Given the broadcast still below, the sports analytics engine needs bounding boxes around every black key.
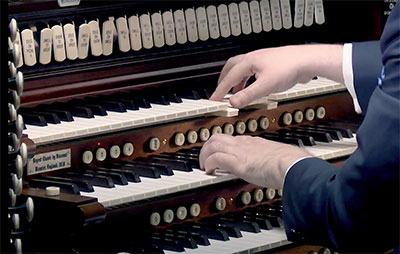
[230,212,273,230]
[140,156,193,172]
[20,113,47,126]
[247,210,283,228]
[148,236,184,252]
[324,119,360,133]
[97,167,141,182]
[279,128,332,143]
[85,97,127,112]
[69,99,108,116]
[212,217,261,233]
[130,96,152,108]
[162,89,182,103]
[173,223,229,241]
[297,126,343,140]
[112,91,152,109]
[111,98,139,110]
[42,109,74,122]
[28,178,80,195]
[112,163,161,179]
[20,108,62,124]
[179,89,201,100]
[260,132,304,147]
[40,175,94,192]
[198,221,242,238]
[60,172,115,188]
[275,131,316,146]
[155,153,200,169]
[128,161,174,176]
[165,229,210,246]
[51,103,94,118]
[83,169,128,185]
[308,124,353,138]
[153,232,197,249]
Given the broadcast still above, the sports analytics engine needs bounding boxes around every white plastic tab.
[116,16,131,52]
[304,0,315,26]
[162,11,176,46]
[151,12,165,48]
[13,32,24,67]
[21,29,37,66]
[294,0,305,28]
[77,23,90,59]
[217,4,231,38]
[39,28,52,65]
[174,9,187,44]
[88,20,103,56]
[128,15,142,51]
[314,0,325,24]
[280,0,293,29]
[229,3,242,36]
[63,23,78,60]
[206,5,220,39]
[140,14,154,49]
[239,1,252,34]
[196,7,209,41]
[185,8,199,42]
[249,1,262,33]
[270,0,283,30]
[102,20,114,56]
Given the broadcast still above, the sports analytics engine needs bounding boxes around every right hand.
[210,44,344,108]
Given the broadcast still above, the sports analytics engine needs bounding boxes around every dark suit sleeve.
[352,41,382,113]
[282,3,400,252]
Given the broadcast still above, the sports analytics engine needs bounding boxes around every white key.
[63,23,78,60]
[239,1,252,34]
[294,0,305,28]
[39,28,52,65]
[128,15,142,51]
[88,20,103,56]
[249,1,262,33]
[304,0,315,26]
[77,23,90,59]
[21,28,37,66]
[102,20,114,56]
[151,12,165,48]
[314,0,325,24]
[206,5,220,39]
[162,11,176,46]
[217,4,231,38]
[196,7,209,41]
[280,0,292,29]
[185,8,199,42]
[270,0,283,30]
[174,9,187,44]
[228,3,242,36]
[116,16,131,52]
[140,13,153,49]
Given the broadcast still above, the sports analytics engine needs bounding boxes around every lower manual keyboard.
[163,228,288,254]
[80,135,357,208]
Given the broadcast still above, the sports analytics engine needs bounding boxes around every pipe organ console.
[4,0,383,253]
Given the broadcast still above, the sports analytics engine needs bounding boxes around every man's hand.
[211,45,344,108]
[199,134,311,189]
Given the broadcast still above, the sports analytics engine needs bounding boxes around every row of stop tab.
[8,0,325,67]
[148,187,282,227]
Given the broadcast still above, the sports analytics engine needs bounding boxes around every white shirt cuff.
[283,156,313,184]
[342,43,362,114]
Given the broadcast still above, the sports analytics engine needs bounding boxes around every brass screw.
[162,139,167,145]
[228,197,234,205]
[271,118,276,123]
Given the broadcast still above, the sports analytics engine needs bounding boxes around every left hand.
[199,134,312,189]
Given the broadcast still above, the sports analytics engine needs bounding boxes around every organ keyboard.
[5,0,383,253]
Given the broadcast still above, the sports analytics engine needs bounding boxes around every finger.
[231,78,247,94]
[229,78,274,108]
[199,134,237,169]
[203,152,238,175]
[210,61,253,102]
[217,55,244,84]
